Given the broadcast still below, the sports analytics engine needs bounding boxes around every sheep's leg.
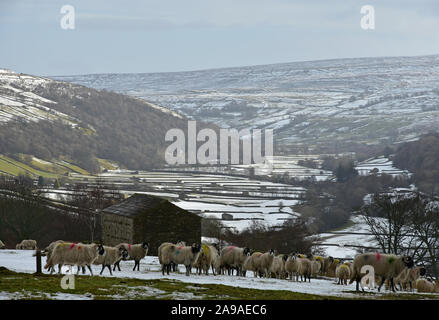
[377,276,385,292]
[390,278,396,293]
[87,265,93,276]
[185,265,190,276]
[107,265,113,276]
[133,261,137,271]
[100,264,105,275]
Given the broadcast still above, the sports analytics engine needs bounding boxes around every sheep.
[194,244,217,275]
[113,242,149,271]
[44,242,105,275]
[270,254,288,279]
[0,240,5,249]
[321,256,334,275]
[285,254,299,281]
[335,262,352,285]
[311,259,322,278]
[93,246,129,275]
[16,239,37,250]
[349,252,414,292]
[158,241,186,272]
[42,240,65,273]
[326,258,340,278]
[160,243,201,276]
[255,249,275,278]
[394,266,426,291]
[296,255,312,282]
[208,244,220,275]
[242,254,257,277]
[218,246,251,276]
[416,278,439,293]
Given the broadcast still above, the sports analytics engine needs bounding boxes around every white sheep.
[349,252,414,292]
[219,246,251,276]
[113,242,149,271]
[285,254,299,281]
[255,249,275,278]
[160,243,201,276]
[93,246,129,275]
[296,255,312,282]
[158,241,186,272]
[16,239,37,250]
[242,254,257,277]
[335,262,351,285]
[194,244,219,276]
[43,240,65,273]
[270,254,288,279]
[394,266,426,291]
[311,259,322,278]
[416,278,439,293]
[44,242,105,275]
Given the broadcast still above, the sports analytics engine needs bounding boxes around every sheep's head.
[269,249,275,256]
[402,256,414,268]
[142,242,149,250]
[191,243,201,254]
[419,266,426,277]
[97,244,105,256]
[282,254,288,262]
[120,247,129,260]
[243,247,251,256]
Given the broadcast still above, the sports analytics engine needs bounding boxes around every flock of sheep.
[4,239,439,294]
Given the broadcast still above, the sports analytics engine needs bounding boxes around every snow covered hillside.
[54,54,439,151]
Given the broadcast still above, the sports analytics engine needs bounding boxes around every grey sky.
[1,0,438,76]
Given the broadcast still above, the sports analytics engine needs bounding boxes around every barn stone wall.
[133,201,201,255]
[101,212,133,246]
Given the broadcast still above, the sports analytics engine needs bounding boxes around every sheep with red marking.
[113,242,149,271]
[44,242,105,275]
[349,252,414,292]
[219,246,250,276]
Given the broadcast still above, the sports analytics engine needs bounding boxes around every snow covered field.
[0,249,435,300]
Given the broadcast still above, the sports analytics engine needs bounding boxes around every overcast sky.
[1,0,439,76]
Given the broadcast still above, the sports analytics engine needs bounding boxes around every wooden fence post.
[36,250,42,274]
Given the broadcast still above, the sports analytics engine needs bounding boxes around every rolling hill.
[54,54,439,154]
[0,68,209,176]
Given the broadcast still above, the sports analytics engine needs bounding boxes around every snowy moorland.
[54,54,439,150]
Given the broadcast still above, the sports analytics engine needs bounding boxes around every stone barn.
[100,193,201,255]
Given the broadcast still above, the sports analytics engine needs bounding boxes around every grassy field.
[1,268,436,300]
[0,154,89,178]
[0,267,342,300]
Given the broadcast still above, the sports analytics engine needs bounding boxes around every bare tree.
[362,193,414,255]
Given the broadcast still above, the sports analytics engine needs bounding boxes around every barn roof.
[102,193,195,218]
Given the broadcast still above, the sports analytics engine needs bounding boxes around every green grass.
[0,154,90,178]
[1,268,436,300]
[0,155,58,178]
[0,267,344,300]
